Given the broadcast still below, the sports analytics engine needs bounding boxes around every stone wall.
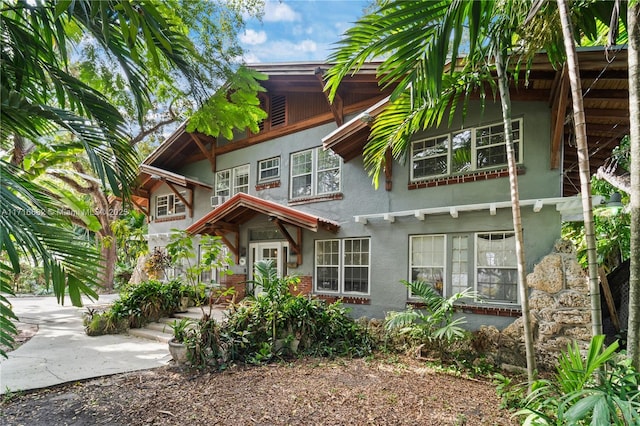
[474,240,592,370]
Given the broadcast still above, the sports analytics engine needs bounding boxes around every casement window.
[258,157,280,182]
[155,192,186,218]
[315,238,370,294]
[409,232,517,304]
[411,118,522,181]
[290,147,341,199]
[216,164,249,197]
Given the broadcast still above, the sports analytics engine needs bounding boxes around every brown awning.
[186,192,339,235]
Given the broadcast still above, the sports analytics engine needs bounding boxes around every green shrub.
[183,260,374,369]
[516,335,640,425]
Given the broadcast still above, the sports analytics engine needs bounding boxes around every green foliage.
[186,67,268,139]
[384,280,475,354]
[516,335,640,425]
[83,279,183,335]
[183,260,374,369]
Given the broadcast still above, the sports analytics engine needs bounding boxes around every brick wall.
[220,273,247,303]
[290,275,312,296]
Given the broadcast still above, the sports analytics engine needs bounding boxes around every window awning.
[186,193,340,235]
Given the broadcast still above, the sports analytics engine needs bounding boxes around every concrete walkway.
[0,295,170,395]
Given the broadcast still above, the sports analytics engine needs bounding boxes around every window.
[411,119,522,181]
[408,232,517,304]
[155,192,186,218]
[476,232,517,303]
[258,157,280,182]
[291,147,341,199]
[315,238,370,294]
[410,235,445,296]
[216,164,249,197]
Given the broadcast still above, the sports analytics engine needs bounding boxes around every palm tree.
[555,0,603,338]
[627,0,639,371]
[325,0,538,387]
[0,0,208,356]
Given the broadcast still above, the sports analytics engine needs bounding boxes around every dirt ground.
[1,323,519,426]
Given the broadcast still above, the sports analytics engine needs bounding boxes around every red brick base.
[220,274,247,303]
[290,275,312,296]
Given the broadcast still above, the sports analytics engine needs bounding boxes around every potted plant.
[167,318,193,365]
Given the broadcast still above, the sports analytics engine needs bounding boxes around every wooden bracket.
[273,219,302,266]
[191,134,217,172]
[315,67,343,126]
[131,197,149,217]
[384,148,393,191]
[213,229,240,263]
[165,181,193,216]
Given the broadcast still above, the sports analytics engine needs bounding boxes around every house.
[133,48,629,329]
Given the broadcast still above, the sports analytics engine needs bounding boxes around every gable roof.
[186,192,340,235]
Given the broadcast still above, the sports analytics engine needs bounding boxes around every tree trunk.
[626,0,640,370]
[495,48,536,390]
[100,234,117,292]
[557,0,603,337]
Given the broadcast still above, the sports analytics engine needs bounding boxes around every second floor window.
[156,192,186,218]
[411,118,522,181]
[216,164,249,197]
[258,157,280,182]
[290,147,341,199]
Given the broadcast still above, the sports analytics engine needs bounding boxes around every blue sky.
[240,0,371,63]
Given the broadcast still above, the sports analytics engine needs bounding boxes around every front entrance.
[249,241,288,293]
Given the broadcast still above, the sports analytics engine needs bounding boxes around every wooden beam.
[131,197,149,217]
[213,230,239,263]
[191,134,216,172]
[165,181,193,213]
[550,67,569,169]
[384,148,393,191]
[273,219,302,265]
[598,267,621,331]
[315,67,343,126]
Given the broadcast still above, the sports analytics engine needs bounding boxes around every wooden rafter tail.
[315,67,344,126]
[550,66,569,170]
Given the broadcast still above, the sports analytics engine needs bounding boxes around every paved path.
[0,295,170,395]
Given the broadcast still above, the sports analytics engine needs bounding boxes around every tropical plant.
[165,230,234,318]
[516,335,640,425]
[385,280,475,354]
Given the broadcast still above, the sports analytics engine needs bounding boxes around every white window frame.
[155,192,186,218]
[216,164,250,197]
[475,231,518,304]
[258,156,280,183]
[410,118,522,182]
[315,238,370,295]
[409,235,446,297]
[290,147,341,199]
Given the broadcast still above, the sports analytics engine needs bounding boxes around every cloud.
[240,29,267,45]
[263,1,300,22]
[295,40,317,53]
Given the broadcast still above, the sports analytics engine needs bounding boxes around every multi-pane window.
[408,232,517,304]
[411,119,522,181]
[155,192,186,218]
[291,147,341,199]
[409,235,445,296]
[315,238,370,294]
[216,164,249,197]
[258,157,280,182]
[476,232,517,303]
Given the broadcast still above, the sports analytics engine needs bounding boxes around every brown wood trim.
[550,66,569,169]
[191,134,216,172]
[315,67,344,126]
[384,148,393,191]
[214,229,239,262]
[165,181,192,213]
[273,219,302,266]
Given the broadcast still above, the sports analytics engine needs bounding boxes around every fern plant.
[384,280,476,352]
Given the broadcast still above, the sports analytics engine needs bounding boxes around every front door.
[249,242,287,293]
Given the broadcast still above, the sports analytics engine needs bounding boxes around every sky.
[239,0,371,63]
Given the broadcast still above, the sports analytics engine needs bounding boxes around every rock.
[557,290,590,308]
[529,291,556,310]
[527,254,564,293]
[129,254,150,285]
